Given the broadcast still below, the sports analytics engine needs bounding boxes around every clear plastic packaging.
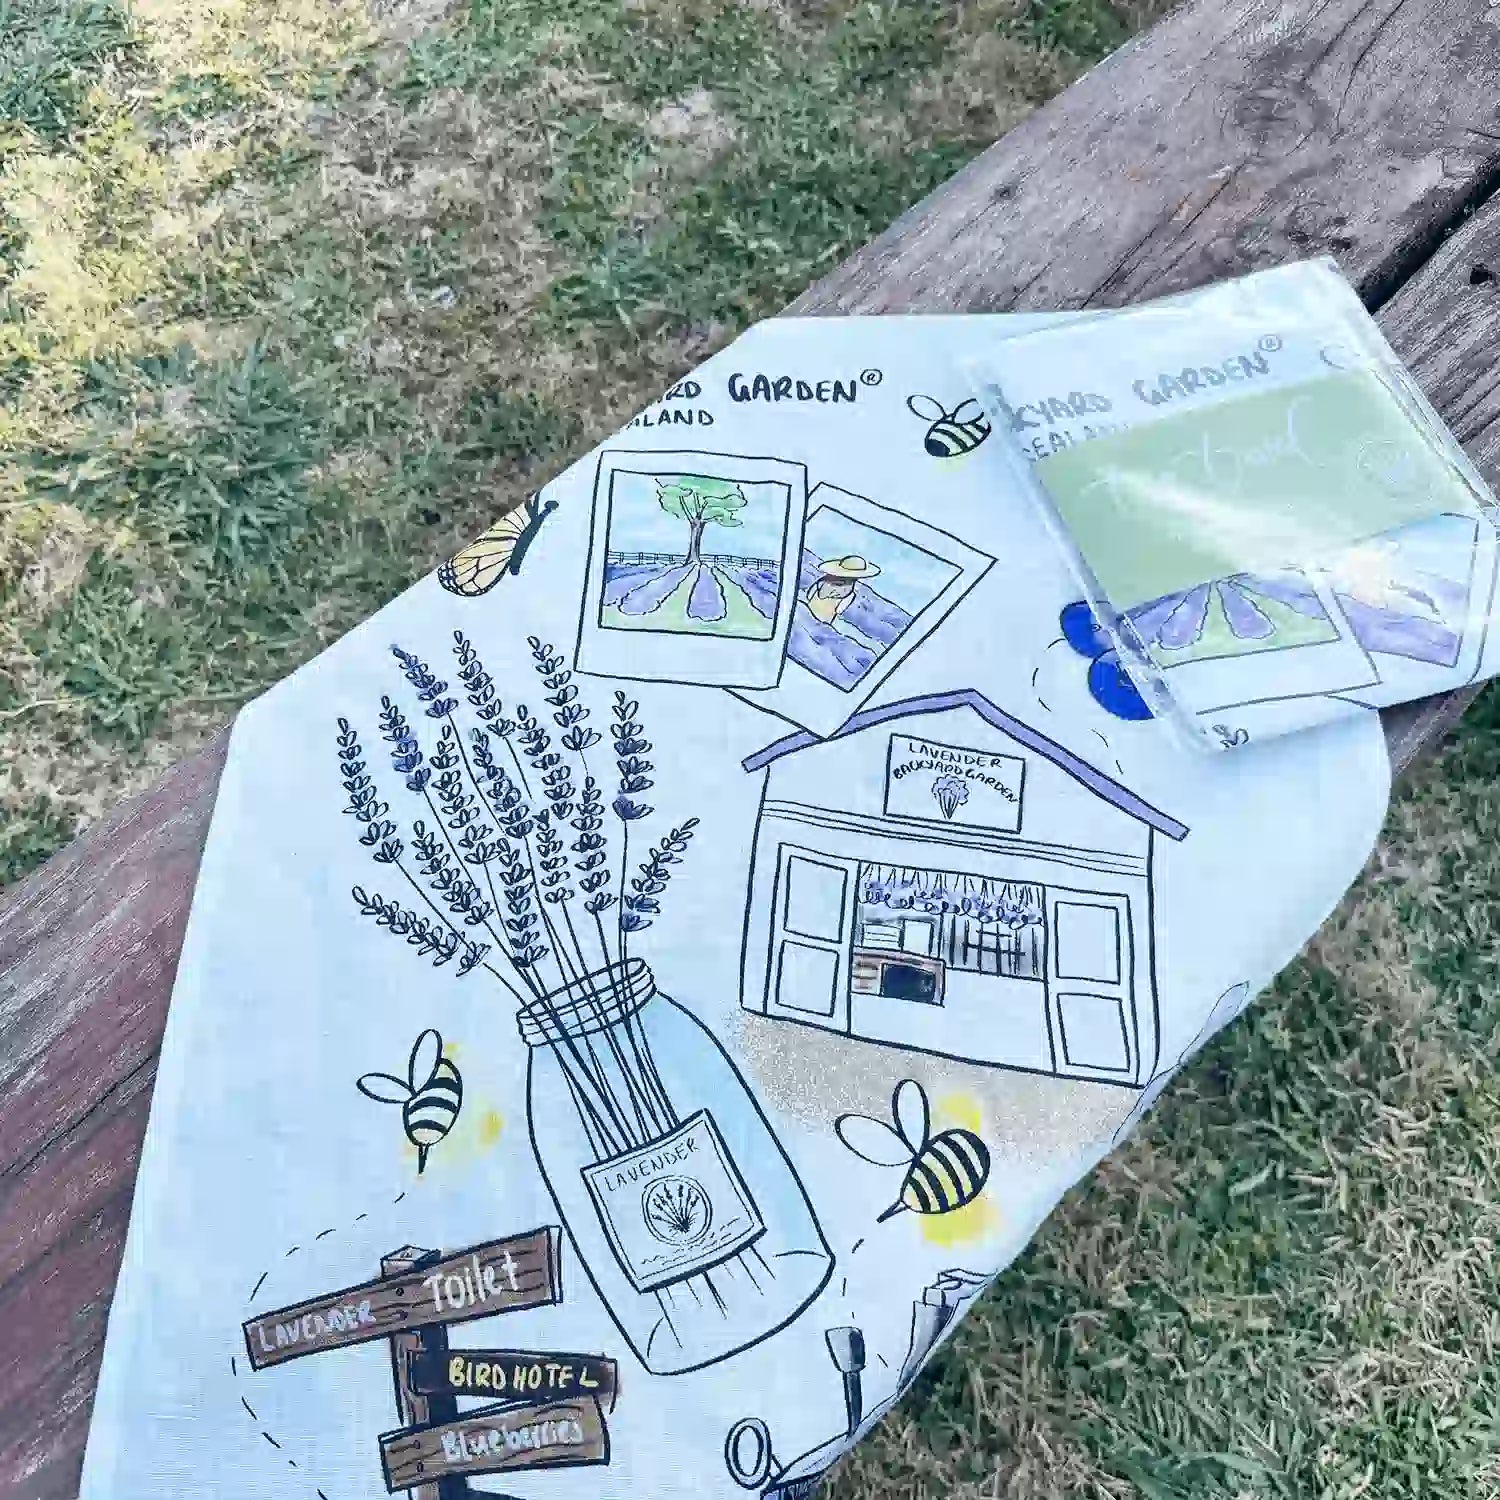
[963,258,1500,751]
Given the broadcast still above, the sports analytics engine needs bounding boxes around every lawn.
[6,0,1500,1495]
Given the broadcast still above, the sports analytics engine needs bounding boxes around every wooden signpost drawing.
[241,1226,620,1496]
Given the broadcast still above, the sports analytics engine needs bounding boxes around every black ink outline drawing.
[724,1323,867,1499]
[576,1105,767,1296]
[524,969,834,1376]
[738,689,1189,1088]
[356,1028,465,1174]
[734,485,995,738]
[724,1268,989,1497]
[882,731,1026,836]
[906,393,992,459]
[438,491,559,597]
[1111,567,1381,719]
[338,634,832,1378]
[1334,510,1500,706]
[786,504,960,692]
[575,449,809,689]
[835,1079,991,1221]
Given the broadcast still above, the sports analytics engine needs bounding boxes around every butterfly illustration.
[357,1029,464,1173]
[836,1079,991,1221]
[438,491,558,597]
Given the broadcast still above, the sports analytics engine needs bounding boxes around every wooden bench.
[3,0,1498,1492]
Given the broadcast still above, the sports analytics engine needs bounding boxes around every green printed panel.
[1036,370,1476,609]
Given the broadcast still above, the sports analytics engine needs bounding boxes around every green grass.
[12,0,1500,1496]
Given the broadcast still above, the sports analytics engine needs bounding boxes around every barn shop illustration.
[739,691,1190,1087]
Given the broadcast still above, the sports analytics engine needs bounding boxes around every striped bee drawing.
[356,1029,464,1173]
[836,1079,991,1222]
[905,393,993,459]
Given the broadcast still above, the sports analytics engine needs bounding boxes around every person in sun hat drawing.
[804,554,882,624]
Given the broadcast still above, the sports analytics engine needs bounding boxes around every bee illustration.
[836,1079,990,1221]
[356,1029,464,1173]
[905,393,992,459]
[438,491,558,597]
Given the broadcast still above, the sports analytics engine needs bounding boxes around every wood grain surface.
[3,0,1500,1494]
[789,0,1500,315]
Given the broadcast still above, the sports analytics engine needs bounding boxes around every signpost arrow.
[378,1394,610,1493]
[409,1349,618,1411]
[242,1227,562,1370]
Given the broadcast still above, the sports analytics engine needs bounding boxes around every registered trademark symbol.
[860,368,883,386]
[1258,334,1284,353]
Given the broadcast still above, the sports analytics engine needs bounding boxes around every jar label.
[581,1110,766,1293]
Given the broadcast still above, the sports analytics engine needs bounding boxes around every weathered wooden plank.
[3,2,1500,1495]
[791,0,1500,316]
[0,739,224,1498]
[1359,200,1500,768]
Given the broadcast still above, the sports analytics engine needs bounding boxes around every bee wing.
[906,393,947,422]
[408,1029,444,1091]
[356,1071,412,1104]
[835,1113,912,1167]
[950,397,987,424]
[893,1079,931,1151]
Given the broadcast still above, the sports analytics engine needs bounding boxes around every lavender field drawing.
[789,507,962,691]
[599,468,793,641]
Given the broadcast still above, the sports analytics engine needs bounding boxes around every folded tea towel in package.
[80,314,1390,1500]
[964,260,1500,752]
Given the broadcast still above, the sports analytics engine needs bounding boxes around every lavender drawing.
[338,633,697,1159]
[336,631,833,1374]
[930,774,970,821]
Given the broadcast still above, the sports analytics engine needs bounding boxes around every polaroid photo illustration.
[575,449,809,688]
[1122,567,1379,716]
[1328,512,1500,705]
[733,483,995,735]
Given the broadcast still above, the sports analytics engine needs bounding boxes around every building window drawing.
[739,691,1190,1088]
[852,865,1046,1006]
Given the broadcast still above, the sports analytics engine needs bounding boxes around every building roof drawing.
[742,688,1190,842]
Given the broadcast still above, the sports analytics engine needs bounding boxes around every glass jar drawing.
[518,958,834,1374]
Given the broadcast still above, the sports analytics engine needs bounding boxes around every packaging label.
[582,1110,765,1292]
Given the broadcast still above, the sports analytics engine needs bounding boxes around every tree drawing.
[657,475,747,565]
[601,470,778,638]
